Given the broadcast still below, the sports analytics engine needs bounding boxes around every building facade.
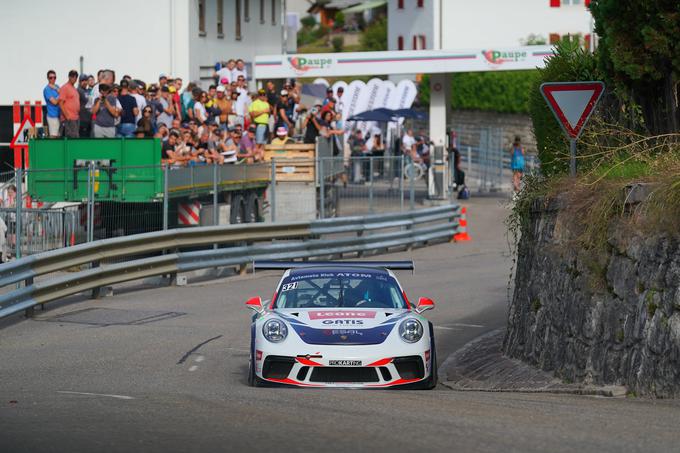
[0,0,287,106]
[388,0,593,52]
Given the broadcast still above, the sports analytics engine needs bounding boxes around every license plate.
[329,360,361,366]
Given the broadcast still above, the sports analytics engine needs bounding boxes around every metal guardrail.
[0,204,461,320]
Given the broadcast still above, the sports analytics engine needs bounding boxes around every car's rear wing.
[253,260,415,272]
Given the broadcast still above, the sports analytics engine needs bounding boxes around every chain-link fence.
[453,124,539,193]
[2,155,434,259]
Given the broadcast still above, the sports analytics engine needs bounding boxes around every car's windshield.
[274,270,407,309]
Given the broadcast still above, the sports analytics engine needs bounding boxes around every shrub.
[359,17,387,51]
[334,12,345,30]
[528,39,600,176]
[300,15,316,28]
[331,36,343,52]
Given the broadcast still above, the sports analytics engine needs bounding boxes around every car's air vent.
[262,355,295,380]
[310,367,379,383]
[393,356,425,380]
[379,367,392,381]
[290,312,299,317]
[297,366,310,381]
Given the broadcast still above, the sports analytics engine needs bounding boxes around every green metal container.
[28,138,163,202]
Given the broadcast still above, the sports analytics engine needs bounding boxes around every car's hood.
[274,309,411,345]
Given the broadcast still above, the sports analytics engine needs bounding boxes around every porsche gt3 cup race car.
[246,261,437,389]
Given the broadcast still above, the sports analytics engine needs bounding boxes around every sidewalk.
[439,328,627,397]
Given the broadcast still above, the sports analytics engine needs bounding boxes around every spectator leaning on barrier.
[92,84,121,138]
[43,70,61,137]
[271,125,295,146]
[249,89,269,161]
[58,70,80,138]
[77,74,92,137]
[238,125,257,163]
[157,86,175,129]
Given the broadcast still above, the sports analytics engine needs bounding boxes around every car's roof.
[288,266,390,276]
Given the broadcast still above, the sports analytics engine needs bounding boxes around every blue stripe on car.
[289,323,396,345]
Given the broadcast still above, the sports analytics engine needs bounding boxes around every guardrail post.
[409,165,415,211]
[369,156,374,213]
[212,162,219,226]
[270,158,276,222]
[15,168,22,260]
[90,260,101,299]
[399,156,404,212]
[163,164,169,230]
[87,161,95,243]
[319,157,325,219]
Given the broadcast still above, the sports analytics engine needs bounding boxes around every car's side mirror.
[415,297,435,314]
[245,296,264,314]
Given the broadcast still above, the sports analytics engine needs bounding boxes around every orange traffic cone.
[453,206,471,242]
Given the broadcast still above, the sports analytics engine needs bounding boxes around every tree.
[359,17,387,51]
[590,0,680,134]
[521,34,547,46]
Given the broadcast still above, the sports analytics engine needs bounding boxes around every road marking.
[195,355,205,363]
[57,391,134,400]
[189,365,198,372]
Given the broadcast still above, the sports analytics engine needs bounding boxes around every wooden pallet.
[264,144,316,182]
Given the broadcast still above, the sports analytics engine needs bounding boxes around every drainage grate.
[44,308,185,326]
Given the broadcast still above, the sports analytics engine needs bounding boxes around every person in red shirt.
[58,70,81,138]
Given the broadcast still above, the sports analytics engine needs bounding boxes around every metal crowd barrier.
[0,204,461,320]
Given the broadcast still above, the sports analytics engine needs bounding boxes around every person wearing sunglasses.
[43,70,61,137]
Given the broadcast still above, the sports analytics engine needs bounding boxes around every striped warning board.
[178,201,201,226]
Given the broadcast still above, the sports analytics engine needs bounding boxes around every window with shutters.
[272,0,276,25]
[236,0,242,40]
[260,0,265,24]
[419,35,426,49]
[217,0,224,37]
[245,0,250,22]
[198,0,206,35]
[398,0,404,9]
[417,0,424,7]
[398,36,404,50]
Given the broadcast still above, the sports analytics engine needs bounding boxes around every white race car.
[246,261,437,389]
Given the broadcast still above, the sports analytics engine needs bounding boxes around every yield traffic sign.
[9,116,35,148]
[540,81,604,139]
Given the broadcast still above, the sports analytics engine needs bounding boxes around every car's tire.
[244,192,262,223]
[248,348,265,387]
[408,322,438,390]
[230,194,245,224]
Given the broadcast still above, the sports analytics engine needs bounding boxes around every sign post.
[540,81,605,176]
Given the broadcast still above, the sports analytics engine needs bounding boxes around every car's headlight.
[262,319,288,343]
[399,318,423,343]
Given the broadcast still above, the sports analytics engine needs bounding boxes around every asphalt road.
[2,196,680,453]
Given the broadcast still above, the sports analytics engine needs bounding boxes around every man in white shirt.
[214,60,233,85]
[402,129,417,160]
[129,81,147,124]
[232,59,248,82]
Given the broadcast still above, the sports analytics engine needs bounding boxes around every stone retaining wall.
[503,194,680,397]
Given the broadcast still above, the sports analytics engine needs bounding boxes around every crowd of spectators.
[42,63,422,169]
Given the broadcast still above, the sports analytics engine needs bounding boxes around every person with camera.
[303,105,323,144]
[92,84,122,138]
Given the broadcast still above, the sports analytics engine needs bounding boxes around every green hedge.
[420,71,538,114]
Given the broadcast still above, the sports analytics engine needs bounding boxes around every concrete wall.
[0,0,286,106]
[450,109,536,154]
[0,0,188,105]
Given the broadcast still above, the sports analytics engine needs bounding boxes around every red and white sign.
[308,310,376,320]
[540,81,605,139]
[10,116,35,148]
[178,201,201,226]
